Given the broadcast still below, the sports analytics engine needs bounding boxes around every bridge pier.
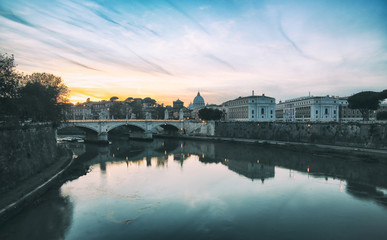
[97,132,109,142]
[144,130,153,140]
[128,130,153,140]
[84,132,109,144]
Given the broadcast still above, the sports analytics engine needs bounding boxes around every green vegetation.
[348,90,387,121]
[109,102,128,119]
[0,54,69,126]
[377,111,387,120]
[107,96,164,119]
[198,107,223,121]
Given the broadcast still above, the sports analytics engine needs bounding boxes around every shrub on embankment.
[0,123,58,193]
[215,122,387,149]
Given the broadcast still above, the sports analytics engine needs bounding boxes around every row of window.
[251,109,274,115]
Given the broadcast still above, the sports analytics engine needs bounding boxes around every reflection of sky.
[59,155,387,240]
[1,0,386,104]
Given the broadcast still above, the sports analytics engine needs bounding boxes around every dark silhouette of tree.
[110,96,119,101]
[19,73,69,126]
[348,90,387,120]
[377,111,387,120]
[125,97,133,103]
[0,54,21,119]
[131,101,143,119]
[109,102,128,119]
[155,104,165,119]
[198,107,223,121]
[143,97,156,106]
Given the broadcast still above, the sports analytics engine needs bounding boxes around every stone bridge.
[59,119,214,142]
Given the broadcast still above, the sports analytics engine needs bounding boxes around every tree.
[125,97,133,103]
[155,104,165,119]
[109,102,128,119]
[377,111,387,120]
[0,54,21,119]
[131,102,143,119]
[110,96,119,101]
[143,97,156,106]
[198,107,223,121]
[348,90,387,121]
[19,73,69,126]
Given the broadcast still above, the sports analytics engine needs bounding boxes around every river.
[1,137,387,239]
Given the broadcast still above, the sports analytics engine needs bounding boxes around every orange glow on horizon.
[68,87,193,106]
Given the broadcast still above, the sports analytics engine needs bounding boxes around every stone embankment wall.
[0,123,58,193]
[183,121,215,136]
[215,122,387,149]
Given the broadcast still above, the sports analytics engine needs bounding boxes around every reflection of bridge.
[59,120,212,142]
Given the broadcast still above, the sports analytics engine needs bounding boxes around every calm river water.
[1,138,387,240]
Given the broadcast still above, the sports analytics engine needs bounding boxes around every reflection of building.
[223,92,276,121]
[174,153,190,166]
[226,159,275,181]
[276,95,339,122]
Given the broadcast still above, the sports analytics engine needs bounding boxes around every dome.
[193,92,205,108]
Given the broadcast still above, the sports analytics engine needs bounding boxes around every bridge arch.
[153,122,183,135]
[58,124,99,134]
[106,122,146,132]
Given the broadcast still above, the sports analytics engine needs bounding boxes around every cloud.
[129,49,172,75]
[59,55,102,72]
[0,5,35,27]
[204,53,235,71]
[1,0,386,105]
[166,0,209,34]
[277,21,319,62]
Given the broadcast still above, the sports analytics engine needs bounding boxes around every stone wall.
[0,123,58,193]
[215,122,387,149]
[183,121,215,136]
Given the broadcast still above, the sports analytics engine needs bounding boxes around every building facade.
[223,94,276,121]
[276,96,339,122]
[173,99,184,109]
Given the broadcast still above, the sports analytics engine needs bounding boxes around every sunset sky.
[1,0,386,105]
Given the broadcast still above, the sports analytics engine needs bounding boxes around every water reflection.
[226,160,274,182]
[62,138,387,208]
[65,138,387,205]
[1,137,387,240]
[0,189,73,240]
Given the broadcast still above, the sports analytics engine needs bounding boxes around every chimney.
[252,90,254,96]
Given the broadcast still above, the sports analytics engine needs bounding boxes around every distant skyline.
[1,0,386,105]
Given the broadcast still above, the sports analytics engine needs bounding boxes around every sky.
[1,0,386,105]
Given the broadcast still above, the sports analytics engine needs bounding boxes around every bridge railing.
[66,119,185,123]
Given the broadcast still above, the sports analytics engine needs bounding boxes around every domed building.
[188,92,205,110]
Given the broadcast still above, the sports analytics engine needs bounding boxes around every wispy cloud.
[0,0,386,104]
[58,55,102,72]
[204,53,235,71]
[0,5,35,27]
[166,0,209,34]
[277,21,319,62]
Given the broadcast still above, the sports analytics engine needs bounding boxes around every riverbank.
[156,134,387,161]
[0,147,74,224]
[215,121,387,150]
